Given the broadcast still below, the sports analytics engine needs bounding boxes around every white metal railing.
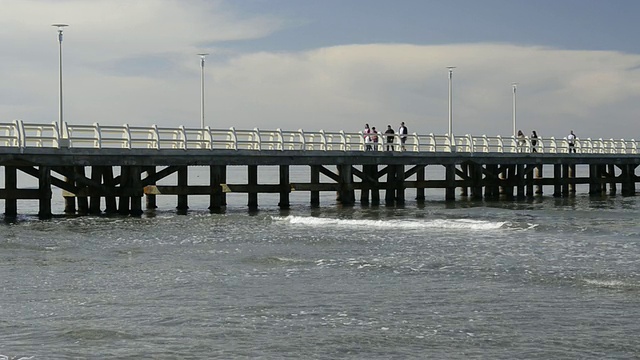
[0,120,637,155]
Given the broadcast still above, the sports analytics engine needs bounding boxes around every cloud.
[1,1,640,140]
[206,44,640,139]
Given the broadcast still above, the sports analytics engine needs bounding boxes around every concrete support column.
[416,165,425,202]
[608,164,617,195]
[553,164,562,198]
[516,164,525,199]
[484,164,499,199]
[471,164,483,200]
[569,164,576,194]
[64,166,76,214]
[396,165,405,205]
[445,164,456,201]
[89,166,103,214]
[460,163,469,197]
[103,166,118,214]
[385,165,396,206]
[370,165,380,205]
[562,164,570,197]
[338,164,355,206]
[145,166,157,210]
[4,166,17,217]
[209,165,224,213]
[503,165,515,199]
[588,164,600,195]
[176,166,188,213]
[279,165,290,209]
[76,166,89,215]
[38,166,52,219]
[621,164,636,196]
[248,165,258,210]
[310,165,320,206]
[360,165,371,204]
[118,166,130,215]
[525,165,534,198]
[535,165,543,195]
[130,166,143,216]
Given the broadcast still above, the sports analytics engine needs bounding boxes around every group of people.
[517,129,577,153]
[363,124,578,153]
[363,122,408,151]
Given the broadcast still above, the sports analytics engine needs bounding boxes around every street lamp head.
[52,24,69,30]
[197,53,210,58]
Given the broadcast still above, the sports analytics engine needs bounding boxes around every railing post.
[228,127,238,150]
[482,135,489,153]
[550,137,557,154]
[254,128,262,151]
[178,125,187,150]
[151,124,160,149]
[14,119,25,150]
[340,130,347,151]
[61,121,70,143]
[94,122,102,149]
[277,128,284,151]
[299,129,306,150]
[124,123,132,149]
[320,130,327,151]
[204,126,213,150]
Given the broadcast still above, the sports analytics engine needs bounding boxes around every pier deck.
[1,121,638,218]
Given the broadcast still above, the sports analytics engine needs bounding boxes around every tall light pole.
[447,66,456,147]
[52,24,69,136]
[197,53,209,129]
[512,82,518,137]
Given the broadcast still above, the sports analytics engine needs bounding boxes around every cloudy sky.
[1,0,639,139]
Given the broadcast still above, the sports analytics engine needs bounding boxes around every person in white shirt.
[363,124,372,151]
[398,122,408,151]
[517,130,526,152]
[567,130,576,153]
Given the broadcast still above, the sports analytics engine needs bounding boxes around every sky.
[1,0,640,140]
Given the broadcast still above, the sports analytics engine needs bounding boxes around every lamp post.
[447,66,456,147]
[52,24,69,137]
[512,82,518,137]
[197,53,209,129]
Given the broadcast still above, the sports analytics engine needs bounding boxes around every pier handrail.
[1,119,639,155]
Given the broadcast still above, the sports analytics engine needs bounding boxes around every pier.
[1,121,638,218]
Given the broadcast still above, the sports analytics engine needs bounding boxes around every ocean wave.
[582,279,639,290]
[273,215,507,231]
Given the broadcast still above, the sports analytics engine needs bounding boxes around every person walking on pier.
[531,130,538,153]
[567,130,577,153]
[385,125,395,151]
[517,130,526,152]
[398,121,408,151]
[371,127,379,151]
[363,124,373,151]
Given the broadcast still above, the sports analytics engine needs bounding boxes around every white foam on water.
[583,279,636,288]
[273,215,507,231]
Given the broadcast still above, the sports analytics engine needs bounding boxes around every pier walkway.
[1,120,638,218]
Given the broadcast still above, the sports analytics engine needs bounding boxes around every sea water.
[0,166,639,359]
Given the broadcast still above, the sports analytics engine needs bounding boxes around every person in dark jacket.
[384,125,395,151]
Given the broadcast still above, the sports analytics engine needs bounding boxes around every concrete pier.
[1,148,638,217]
